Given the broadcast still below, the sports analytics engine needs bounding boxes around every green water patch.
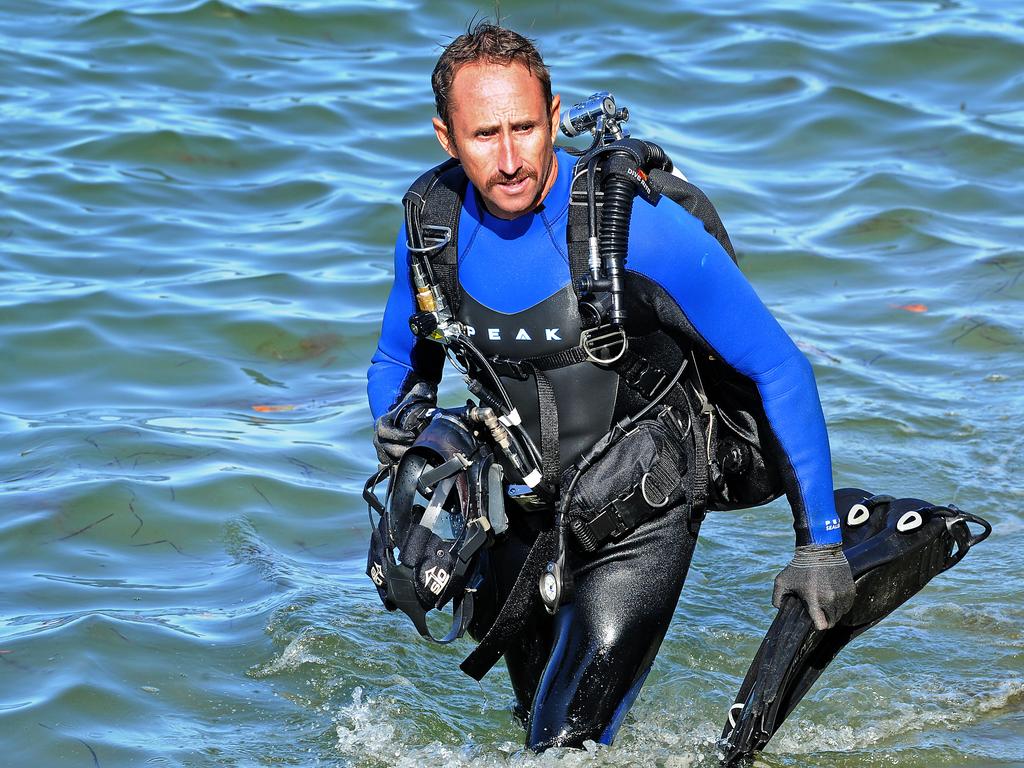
[62,128,304,184]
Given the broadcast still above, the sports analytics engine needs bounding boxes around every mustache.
[487,168,536,189]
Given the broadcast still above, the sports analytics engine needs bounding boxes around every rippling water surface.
[2,1,1022,766]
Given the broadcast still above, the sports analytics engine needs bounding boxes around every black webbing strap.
[459,527,558,680]
[528,364,560,487]
[402,159,468,313]
[567,157,596,302]
[488,345,590,380]
[527,344,590,371]
[386,561,476,644]
[684,379,711,531]
[484,355,563,484]
[417,453,469,491]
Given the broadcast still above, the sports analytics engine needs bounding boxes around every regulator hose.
[591,139,672,327]
[598,172,634,326]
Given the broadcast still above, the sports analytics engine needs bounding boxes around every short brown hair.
[431,21,552,134]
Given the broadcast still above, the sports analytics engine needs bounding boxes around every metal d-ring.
[406,224,452,254]
[581,325,628,365]
[640,471,670,508]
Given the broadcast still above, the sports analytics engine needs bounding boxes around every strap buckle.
[627,359,669,400]
[588,484,645,543]
[581,325,627,364]
[589,497,630,542]
[489,355,530,381]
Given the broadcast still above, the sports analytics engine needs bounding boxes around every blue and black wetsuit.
[368,147,840,748]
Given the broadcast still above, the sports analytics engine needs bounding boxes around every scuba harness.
[366,92,781,670]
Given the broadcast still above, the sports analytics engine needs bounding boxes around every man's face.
[433,61,561,220]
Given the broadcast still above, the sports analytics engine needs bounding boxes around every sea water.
[2,1,1022,765]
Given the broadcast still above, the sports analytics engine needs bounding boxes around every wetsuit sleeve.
[366,224,444,421]
[628,201,841,547]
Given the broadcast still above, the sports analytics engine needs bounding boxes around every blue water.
[2,1,1022,766]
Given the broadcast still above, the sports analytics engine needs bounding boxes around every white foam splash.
[333,688,721,767]
[332,674,1024,766]
[250,629,326,678]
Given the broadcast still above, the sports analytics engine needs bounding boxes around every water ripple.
[2,0,1022,764]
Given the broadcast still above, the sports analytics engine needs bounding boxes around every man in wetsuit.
[367,23,855,750]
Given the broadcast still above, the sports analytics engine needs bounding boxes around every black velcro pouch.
[709,402,783,509]
[686,361,784,511]
[566,407,690,553]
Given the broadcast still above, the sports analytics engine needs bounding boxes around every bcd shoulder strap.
[565,157,596,305]
[402,158,468,313]
[406,154,737,320]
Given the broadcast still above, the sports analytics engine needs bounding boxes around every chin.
[499,203,532,218]
[488,187,540,219]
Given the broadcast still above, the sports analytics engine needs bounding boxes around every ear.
[549,93,562,144]
[432,117,458,159]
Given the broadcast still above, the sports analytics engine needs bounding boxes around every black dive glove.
[373,381,437,465]
[772,543,856,631]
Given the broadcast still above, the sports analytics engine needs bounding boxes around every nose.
[497,132,521,177]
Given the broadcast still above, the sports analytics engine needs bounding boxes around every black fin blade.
[719,489,991,766]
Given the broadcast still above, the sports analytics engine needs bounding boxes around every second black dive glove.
[773,543,856,630]
[373,381,437,465]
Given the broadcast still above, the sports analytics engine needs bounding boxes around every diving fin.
[719,487,992,766]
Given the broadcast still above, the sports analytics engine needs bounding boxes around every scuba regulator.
[561,93,673,367]
[560,91,630,148]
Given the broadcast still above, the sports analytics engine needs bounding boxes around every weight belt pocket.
[566,406,691,553]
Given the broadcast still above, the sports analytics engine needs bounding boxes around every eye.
[514,122,535,133]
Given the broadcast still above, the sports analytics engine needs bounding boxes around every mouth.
[490,174,534,196]
[497,178,529,194]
